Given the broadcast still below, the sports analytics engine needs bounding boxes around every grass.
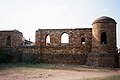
[0,63,119,72]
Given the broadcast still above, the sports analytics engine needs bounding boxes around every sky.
[0,0,120,48]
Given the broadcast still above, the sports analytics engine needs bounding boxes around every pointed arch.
[6,36,11,46]
[61,33,69,43]
[46,35,50,45]
[81,37,85,45]
[101,32,107,45]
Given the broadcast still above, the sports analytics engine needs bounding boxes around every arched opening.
[81,37,85,45]
[6,36,11,46]
[46,35,50,45]
[61,33,69,43]
[101,32,107,45]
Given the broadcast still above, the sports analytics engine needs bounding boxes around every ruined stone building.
[0,30,23,47]
[0,16,119,67]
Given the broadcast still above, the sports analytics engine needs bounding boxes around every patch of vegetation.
[22,53,39,64]
[0,48,22,64]
[0,49,12,63]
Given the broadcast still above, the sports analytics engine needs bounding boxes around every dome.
[92,16,116,24]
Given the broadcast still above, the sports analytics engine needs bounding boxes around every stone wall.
[35,28,92,47]
[41,45,91,64]
[0,47,40,63]
[0,28,92,64]
[86,52,117,67]
[34,28,92,64]
[18,46,41,63]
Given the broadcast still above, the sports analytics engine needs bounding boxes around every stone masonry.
[35,28,92,64]
[0,30,23,48]
[0,16,119,67]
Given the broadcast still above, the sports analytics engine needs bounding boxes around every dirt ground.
[0,67,120,80]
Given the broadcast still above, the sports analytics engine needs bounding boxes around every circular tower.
[92,16,117,52]
[86,16,118,67]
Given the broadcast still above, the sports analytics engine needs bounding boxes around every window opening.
[101,32,107,45]
[46,35,50,45]
[61,33,69,43]
[81,37,85,45]
[6,36,11,46]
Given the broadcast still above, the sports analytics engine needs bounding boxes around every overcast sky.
[0,0,120,48]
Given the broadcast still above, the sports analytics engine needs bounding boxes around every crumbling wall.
[35,28,92,64]
[0,30,23,48]
[35,28,92,47]
[0,28,92,64]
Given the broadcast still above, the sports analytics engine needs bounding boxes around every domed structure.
[92,16,117,24]
[86,16,118,67]
[91,16,117,52]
